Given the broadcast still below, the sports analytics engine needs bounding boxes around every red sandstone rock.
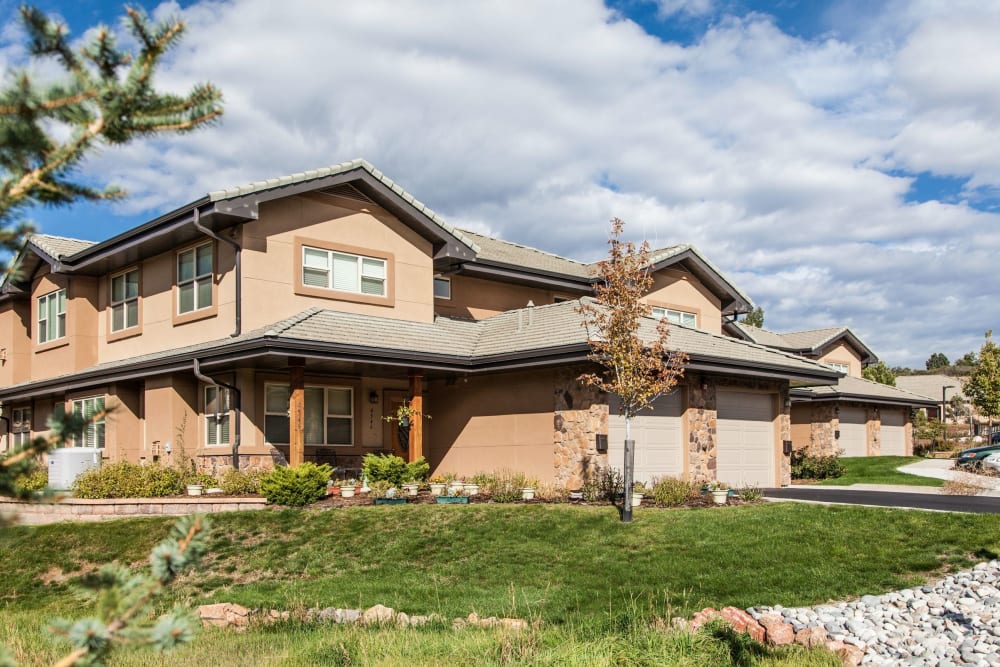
[720,606,765,643]
[794,626,829,648]
[758,613,795,646]
[835,642,864,667]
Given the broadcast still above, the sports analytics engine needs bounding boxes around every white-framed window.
[177,243,213,314]
[433,275,451,299]
[205,386,231,447]
[72,396,105,448]
[264,383,353,446]
[302,246,386,297]
[651,306,697,328]
[38,289,67,343]
[110,269,139,332]
[8,407,30,450]
[827,362,850,374]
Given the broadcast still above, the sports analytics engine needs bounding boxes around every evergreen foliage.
[260,463,333,506]
[741,306,764,328]
[925,352,950,370]
[862,360,896,386]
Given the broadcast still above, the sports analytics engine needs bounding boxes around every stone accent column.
[687,375,717,483]
[809,404,837,456]
[553,368,608,488]
[778,387,791,486]
[867,407,881,456]
[904,410,914,456]
[288,358,305,466]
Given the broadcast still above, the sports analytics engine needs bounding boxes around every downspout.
[193,359,242,471]
[192,208,242,337]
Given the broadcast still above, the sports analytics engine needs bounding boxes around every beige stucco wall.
[30,269,99,381]
[106,382,142,462]
[426,369,555,481]
[790,404,812,449]
[0,299,30,387]
[818,342,863,377]
[435,275,573,320]
[645,268,723,334]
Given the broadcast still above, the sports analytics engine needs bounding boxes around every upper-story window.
[302,246,386,297]
[205,386,230,447]
[827,362,850,374]
[433,275,451,300]
[177,243,213,314]
[72,396,105,448]
[651,306,697,328]
[110,269,139,332]
[38,289,67,344]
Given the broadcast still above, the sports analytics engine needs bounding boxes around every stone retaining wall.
[0,496,267,525]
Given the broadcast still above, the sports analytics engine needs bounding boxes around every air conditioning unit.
[48,447,102,491]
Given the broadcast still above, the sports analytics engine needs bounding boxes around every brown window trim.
[33,282,69,354]
[107,266,143,342]
[293,236,395,308]
[646,299,701,328]
[172,241,219,326]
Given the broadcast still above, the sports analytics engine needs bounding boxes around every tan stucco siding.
[645,268,723,334]
[818,342,863,377]
[790,404,812,449]
[0,299,31,387]
[435,275,573,320]
[30,269,99,381]
[427,370,555,482]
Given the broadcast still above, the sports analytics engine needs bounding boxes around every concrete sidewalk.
[794,457,1000,497]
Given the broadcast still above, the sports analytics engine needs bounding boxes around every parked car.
[955,444,1000,467]
[983,452,1000,473]
[991,432,1000,445]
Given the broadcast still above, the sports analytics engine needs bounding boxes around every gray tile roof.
[729,322,792,348]
[456,228,595,278]
[795,375,938,406]
[779,327,850,351]
[29,234,96,259]
[895,374,966,401]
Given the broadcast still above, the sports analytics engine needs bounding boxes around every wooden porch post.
[408,370,423,462]
[289,358,305,466]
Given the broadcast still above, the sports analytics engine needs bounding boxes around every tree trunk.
[622,415,634,523]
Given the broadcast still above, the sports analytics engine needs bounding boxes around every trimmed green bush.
[260,463,332,506]
[362,454,430,486]
[73,462,187,498]
[581,467,623,502]
[14,468,48,493]
[790,451,846,480]
[220,469,263,495]
[650,476,701,507]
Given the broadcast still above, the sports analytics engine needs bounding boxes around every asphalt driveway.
[764,487,1000,514]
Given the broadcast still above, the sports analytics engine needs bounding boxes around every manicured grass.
[1,502,996,664]
[814,456,944,487]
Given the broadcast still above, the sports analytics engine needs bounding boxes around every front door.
[383,390,410,459]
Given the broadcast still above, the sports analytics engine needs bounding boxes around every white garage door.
[838,406,867,457]
[880,409,906,456]
[717,391,776,487]
[608,391,684,484]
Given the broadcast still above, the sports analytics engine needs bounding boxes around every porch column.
[289,357,305,466]
[408,370,423,462]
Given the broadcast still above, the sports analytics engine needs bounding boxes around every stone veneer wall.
[686,376,717,483]
[866,406,881,456]
[809,404,838,456]
[196,449,286,476]
[553,368,608,488]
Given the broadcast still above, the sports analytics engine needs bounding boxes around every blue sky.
[2,0,998,367]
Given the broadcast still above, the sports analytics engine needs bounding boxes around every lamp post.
[942,385,955,447]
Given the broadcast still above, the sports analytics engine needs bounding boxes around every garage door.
[608,391,684,484]
[717,391,776,487]
[880,409,906,456]
[838,406,867,457]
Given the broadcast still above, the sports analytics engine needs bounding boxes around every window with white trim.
[827,362,850,374]
[9,407,30,450]
[177,243,213,314]
[302,246,386,297]
[72,396,105,448]
[264,383,353,446]
[651,306,697,328]
[205,386,231,447]
[110,269,139,332]
[38,289,67,343]
[433,275,451,299]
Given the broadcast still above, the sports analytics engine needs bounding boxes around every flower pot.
[448,482,465,495]
[340,486,356,498]
[436,495,469,504]
[521,487,535,501]
[375,497,407,505]
[186,484,204,497]
[402,483,420,497]
[465,483,479,496]
[631,493,643,508]
[711,490,728,505]
[430,483,446,496]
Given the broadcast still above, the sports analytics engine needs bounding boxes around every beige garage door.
[881,409,906,456]
[717,391,776,487]
[608,391,684,484]
[838,406,867,457]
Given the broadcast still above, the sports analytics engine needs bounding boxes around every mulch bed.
[309,491,758,510]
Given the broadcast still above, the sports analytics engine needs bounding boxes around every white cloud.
[3,0,997,367]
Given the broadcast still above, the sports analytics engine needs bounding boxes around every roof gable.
[726,322,877,365]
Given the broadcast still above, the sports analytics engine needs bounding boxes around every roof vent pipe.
[192,208,242,337]
[193,359,242,471]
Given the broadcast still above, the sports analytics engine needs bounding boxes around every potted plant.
[340,478,358,498]
[186,483,204,496]
[631,482,646,508]
[383,403,432,456]
[521,486,536,501]
[448,478,465,495]
[401,479,420,496]
[429,476,447,496]
[707,481,729,505]
[465,481,479,496]
[436,485,469,505]
[371,480,406,506]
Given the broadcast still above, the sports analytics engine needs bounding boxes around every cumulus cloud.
[2,0,997,366]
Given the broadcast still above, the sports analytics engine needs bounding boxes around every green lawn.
[1,502,996,665]
[814,456,945,487]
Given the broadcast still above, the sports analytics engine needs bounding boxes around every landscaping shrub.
[581,467,624,502]
[14,468,48,493]
[736,485,763,502]
[73,461,186,498]
[650,476,701,507]
[474,469,533,503]
[362,454,430,486]
[220,468,264,495]
[790,451,846,481]
[260,463,332,506]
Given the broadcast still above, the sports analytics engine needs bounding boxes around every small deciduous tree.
[926,352,950,371]
[741,306,764,328]
[964,331,1000,433]
[578,218,688,523]
[862,360,896,386]
[957,352,978,367]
